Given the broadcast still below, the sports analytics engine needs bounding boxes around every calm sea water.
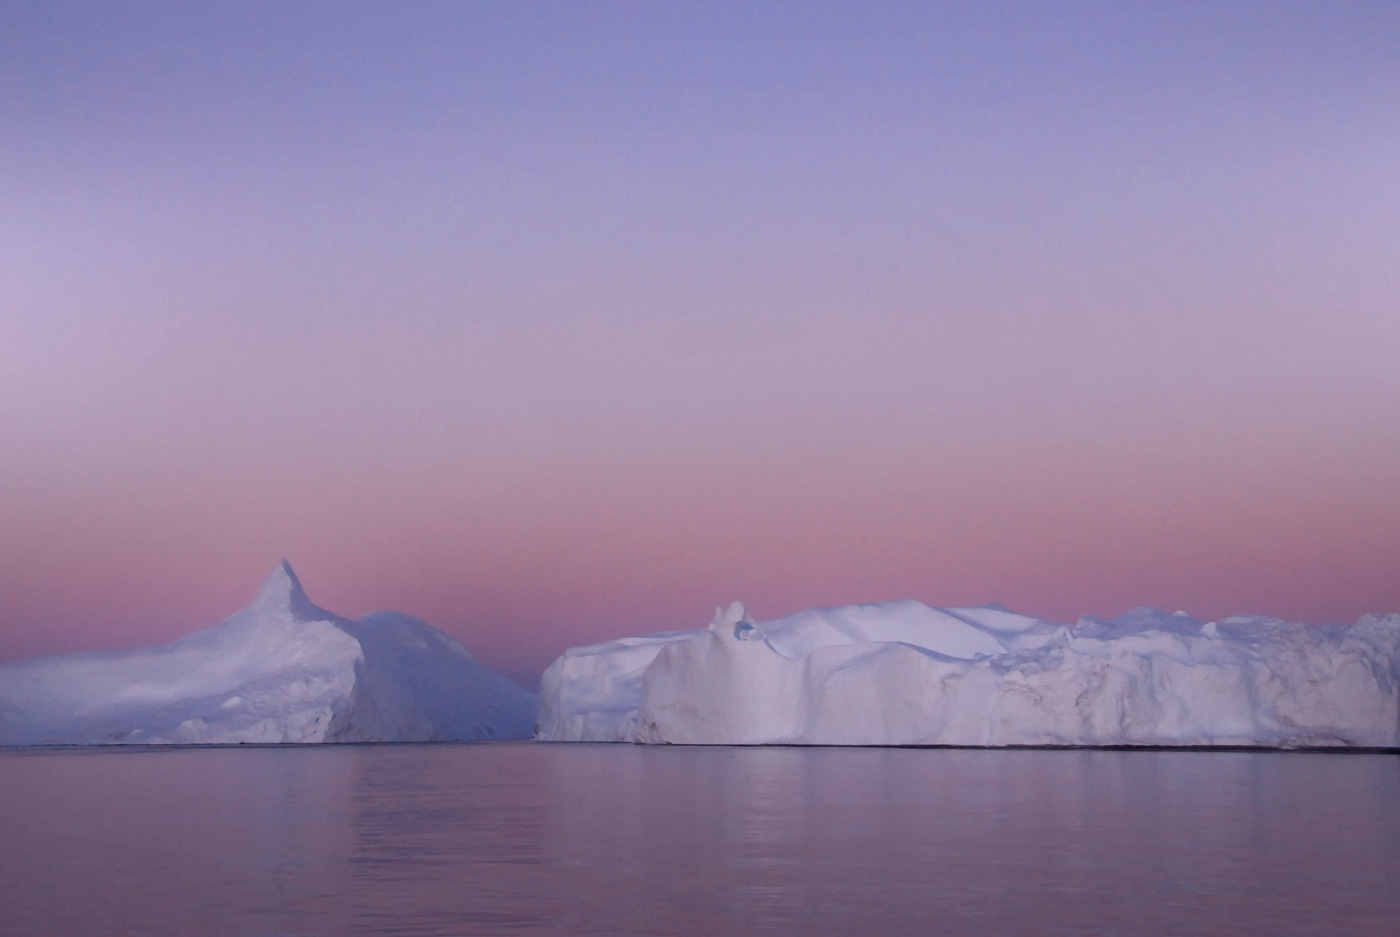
[1,743,1397,936]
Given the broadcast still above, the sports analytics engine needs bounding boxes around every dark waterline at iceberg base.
[3,745,1398,936]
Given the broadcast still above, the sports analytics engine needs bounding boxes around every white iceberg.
[0,562,536,745]
[536,600,1400,748]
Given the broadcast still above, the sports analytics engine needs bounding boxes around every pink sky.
[3,3,1398,685]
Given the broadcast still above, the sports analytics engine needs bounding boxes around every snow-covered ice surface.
[0,562,536,745]
[537,601,1400,748]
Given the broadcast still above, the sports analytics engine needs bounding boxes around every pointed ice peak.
[710,601,760,643]
[709,601,747,630]
[250,560,323,622]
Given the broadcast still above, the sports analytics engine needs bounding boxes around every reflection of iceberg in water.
[537,599,1400,748]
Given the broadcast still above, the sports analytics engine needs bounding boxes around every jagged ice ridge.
[536,601,1400,748]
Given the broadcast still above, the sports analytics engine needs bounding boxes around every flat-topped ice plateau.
[536,601,1400,748]
[0,562,536,745]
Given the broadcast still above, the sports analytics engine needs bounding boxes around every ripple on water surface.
[2,743,1398,936]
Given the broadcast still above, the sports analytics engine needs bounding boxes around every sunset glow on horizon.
[3,2,1398,686]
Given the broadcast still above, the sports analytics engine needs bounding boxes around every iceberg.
[536,600,1400,748]
[0,562,536,745]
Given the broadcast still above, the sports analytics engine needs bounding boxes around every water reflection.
[2,745,1397,935]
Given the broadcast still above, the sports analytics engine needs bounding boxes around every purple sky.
[3,1,1399,686]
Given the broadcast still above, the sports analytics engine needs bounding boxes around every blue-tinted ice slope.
[0,563,536,745]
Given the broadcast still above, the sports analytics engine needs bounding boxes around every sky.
[2,1,1398,687]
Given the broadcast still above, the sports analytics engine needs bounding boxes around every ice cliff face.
[536,601,1400,748]
[0,562,536,745]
